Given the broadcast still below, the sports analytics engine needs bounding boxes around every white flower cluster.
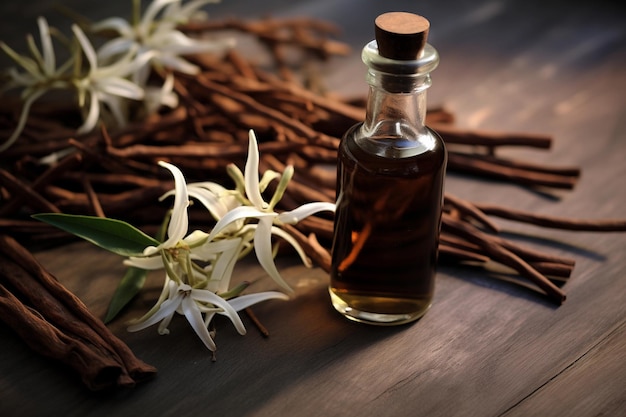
[0,0,233,152]
[125,130,334,352]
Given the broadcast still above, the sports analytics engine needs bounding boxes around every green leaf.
[104,266,148,323]
[33,213,160,257]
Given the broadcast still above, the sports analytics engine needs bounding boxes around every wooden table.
[1,0,625,416]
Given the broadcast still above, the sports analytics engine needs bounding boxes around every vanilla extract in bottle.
[329,12,447,325]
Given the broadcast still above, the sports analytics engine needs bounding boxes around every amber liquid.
[330,125,446,325]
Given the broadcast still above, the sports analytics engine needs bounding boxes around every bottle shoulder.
[340,123,447,176]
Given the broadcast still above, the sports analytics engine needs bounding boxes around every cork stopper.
[375,12,430,60]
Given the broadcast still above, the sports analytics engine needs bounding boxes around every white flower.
[205,130,336,293]
[124,161,243,294]
[0,17,71,152]
[127,280,288,351]
[123,159,290,352]
[92,0,234,85]
[71,24,152,134]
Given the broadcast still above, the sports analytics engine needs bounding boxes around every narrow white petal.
[140,0,179,38]
[154,31,233,54]
[245,130,266,209]
[97,49,154,79]
[91,17,134,37]
[72,24,97,71]
[181,296,217,351]
[191,289,247,335]
[123,255,165,270]
[76,92,100,134]
[98,93,128,127]
[209,239,242,293]
[227,292,290,312]
[37,17,55,75]
[0,42,42,79]
[269,225,312,268]
[185,183,235,220]
[183,229,210,247]
[96,38,137,62]
[206,206,275,241]
[0,88,46,152]
[158,161,190,246]
[127,295,181,332]
[6,67,37,87]
[155,54,200,74]
[96,77,145,99]
[254,217,293,293]
[277,202,336,224]
[192,237,240,261]
[144,71,178,113]
[259,170,281,193]
[203,311,216,328]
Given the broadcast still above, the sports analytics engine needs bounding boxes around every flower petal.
[72,24,97,72]
[190,236,239,262]
[254,217,293,293]
[37,17,55,75]
[186,182,240,221]
[96,77,145,100]
[277,202,336,224]
[158,161,190,247]
[98,93,129,127]
[206,206,275,241]
[152,31,234,54]
[227,291,290,312]
[181,295,217,351]
[140,0,179,38]
[127,294,181,332]
[76,92,100,134]
[207,238,242,293]
[124,255,165,270]
[154,53,200,74]
[269,225,312,268]
[91,17,134,37]
[190,288,247,335]
[0,88,46,152]
[96,38,135,63]
[245,130,267,209]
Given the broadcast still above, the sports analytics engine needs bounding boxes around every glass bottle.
[329,12,447,325]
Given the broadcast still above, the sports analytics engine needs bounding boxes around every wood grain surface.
[1,0,625,416]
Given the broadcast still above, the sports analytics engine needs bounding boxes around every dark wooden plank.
[503,320,626,417]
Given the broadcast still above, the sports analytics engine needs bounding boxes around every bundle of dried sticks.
[0,234,157,390]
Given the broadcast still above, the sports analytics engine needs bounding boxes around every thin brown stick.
[0,151,82,217]
[444,193,500,233]
[0,168,61,213]
[433,123,553,148]
[475,203,626,231]
[282,224,331,272]
[244,308,270,338]
[447,152,578,189]
[81,177,106,218]
[442,214,566,304]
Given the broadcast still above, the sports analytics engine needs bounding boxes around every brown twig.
[475,203,626,231]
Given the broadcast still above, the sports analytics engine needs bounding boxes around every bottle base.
[329,288,431,326]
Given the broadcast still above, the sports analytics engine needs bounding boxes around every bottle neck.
[362,69,431,140]
[355,41,439,158]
